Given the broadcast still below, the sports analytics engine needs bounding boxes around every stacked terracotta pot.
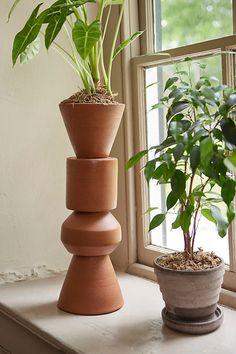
[58,103,124,315]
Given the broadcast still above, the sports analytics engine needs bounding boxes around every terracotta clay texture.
[61,212,121,257]
[59,103,125,158]
[66,157,118,212]
[58,255,124,315]
[154,255,225,333]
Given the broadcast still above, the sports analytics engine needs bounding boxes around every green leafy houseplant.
[127,59,236,263]
[9,0,142,98]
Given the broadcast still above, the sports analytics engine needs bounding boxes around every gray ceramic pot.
[154,254,225,334]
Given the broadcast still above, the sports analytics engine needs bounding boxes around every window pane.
[145,55,230,264]
[153,0,233,51]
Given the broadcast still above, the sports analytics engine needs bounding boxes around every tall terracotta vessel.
[58,103,125,315]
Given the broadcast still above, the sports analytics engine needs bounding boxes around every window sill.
[0,272,236,354]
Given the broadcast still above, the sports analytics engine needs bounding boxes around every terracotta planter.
[59,103,124,158]
[154,254,225,334]
[58,102,124,315]
[66,157,118,212]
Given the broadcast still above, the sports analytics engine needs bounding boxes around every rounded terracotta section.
[58,255,124,315]
[59,103,125,158]
[61,212,121,256]
[66,157,118,212]
[154,254,225,321]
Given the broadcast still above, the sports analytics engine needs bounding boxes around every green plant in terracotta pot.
[127,58,236,334]
[9,0,142,315]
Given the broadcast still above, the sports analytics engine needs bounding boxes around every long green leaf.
[113,31,143,59]
[7,0,23,22]
[20,37,40,64]
[72,19,101,60]
[45,9,68,49]
[12,4,47,65]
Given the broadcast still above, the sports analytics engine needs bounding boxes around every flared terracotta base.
[58,255,124,315]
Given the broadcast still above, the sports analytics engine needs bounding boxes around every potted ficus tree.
[9,0,142,315]
[127,58,236,334]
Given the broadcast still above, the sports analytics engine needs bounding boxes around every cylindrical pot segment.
[59,103,125,158]
[154,255,225,320]
[66,157,118,212]
[61,212,121,256]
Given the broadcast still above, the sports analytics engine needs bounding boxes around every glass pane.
[153,0,233,51]
[145,55,230,264]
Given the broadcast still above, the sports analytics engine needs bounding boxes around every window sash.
[131,35,236,291]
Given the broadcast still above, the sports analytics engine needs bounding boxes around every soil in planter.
[156,250,221,271]
[61,86,119,105]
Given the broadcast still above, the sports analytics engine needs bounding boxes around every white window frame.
[122,0,236,307]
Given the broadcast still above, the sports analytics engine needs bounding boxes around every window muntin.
[153,0,233,51]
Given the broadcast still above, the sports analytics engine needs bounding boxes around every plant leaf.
[190,145,200,172]
[45,8,68,49]
[12,3,47,65]
[20,37,40,64]
[220,118,236,147]
[8,0,23,22]
[164,77,179,91]
[173,143,184,162]
[200,136,214,168]
[171,170,186,197]
[144,160,156,183]
[224,151,236,173]
[149,214,165,231]
[113,31,143,59]
[221,180,236,207]
[126,150,148,169]
[202,208,217,224]
[72,19,101,60]
[209,205,229,237]
[166,191,179,210]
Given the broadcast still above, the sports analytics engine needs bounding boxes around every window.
[130,0,236,293]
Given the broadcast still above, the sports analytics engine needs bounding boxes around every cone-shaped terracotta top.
[59,103,125,158]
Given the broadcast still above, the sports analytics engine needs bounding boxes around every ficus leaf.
[209,205,229,238]
[173,143,184,162]
[171,170,186,197]
[200,136,214,168]
[224,151,236,173]
[149,214,165,231]
[221,180,236,207]
[220,118,236,147]
[166,191,179,210]
[113,31,143,59]
[72,19,101,60]
[126,150,148,169]
[144,160,156,183]
[190,145,200,172]
[164,77,179,91]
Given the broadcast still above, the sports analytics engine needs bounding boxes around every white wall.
[0,2,82,277]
